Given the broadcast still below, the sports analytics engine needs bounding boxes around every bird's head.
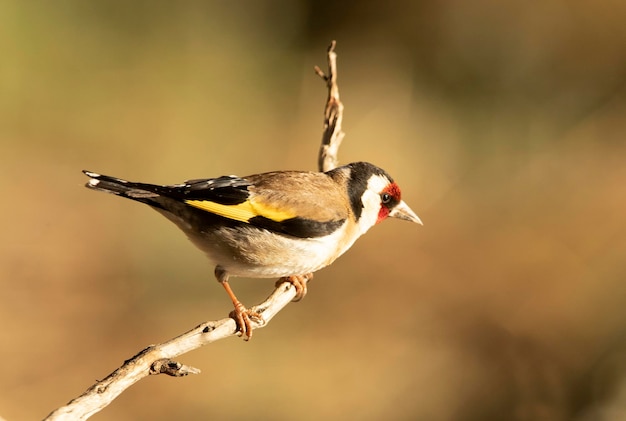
[342,162,422,235]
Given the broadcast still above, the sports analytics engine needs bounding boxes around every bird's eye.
[381,193,392,204]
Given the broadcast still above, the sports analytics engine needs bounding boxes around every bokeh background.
[2,1,626,420]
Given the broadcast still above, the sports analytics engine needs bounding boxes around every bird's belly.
[188,224,355,278]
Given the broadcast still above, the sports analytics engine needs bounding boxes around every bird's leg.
[215,266,261,341]
[276,273,314,302]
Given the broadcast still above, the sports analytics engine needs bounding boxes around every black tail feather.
[82,170,168,207]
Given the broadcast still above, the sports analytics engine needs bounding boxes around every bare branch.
[45,41,345,421]
[44,281,301,421]
[316,40,345,172]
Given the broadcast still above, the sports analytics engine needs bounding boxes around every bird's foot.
[276,273,314,302]
[229,301,263,341]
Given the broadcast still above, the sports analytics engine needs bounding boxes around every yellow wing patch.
[185,199,296,223]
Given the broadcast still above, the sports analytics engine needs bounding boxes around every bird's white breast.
[189,221,363,279]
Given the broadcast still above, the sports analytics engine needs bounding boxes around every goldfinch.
[83,162,421,339]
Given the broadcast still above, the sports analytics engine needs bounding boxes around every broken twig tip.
[150,359,201,377]
[314,65,327,80]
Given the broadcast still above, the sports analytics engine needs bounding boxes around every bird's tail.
[83,170,166,206]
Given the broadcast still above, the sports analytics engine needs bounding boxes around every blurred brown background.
[2,1,626,420]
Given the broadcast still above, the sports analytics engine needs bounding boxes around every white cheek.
[358,189,381,234]
[355,174,390,234]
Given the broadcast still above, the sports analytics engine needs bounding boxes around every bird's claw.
[276,273,313,302]
[229,302,263,341]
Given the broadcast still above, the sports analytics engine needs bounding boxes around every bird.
[83,162,421,339]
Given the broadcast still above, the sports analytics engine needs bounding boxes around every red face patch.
[376,182,402,224]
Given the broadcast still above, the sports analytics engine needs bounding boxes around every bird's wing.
[183,172,348,238]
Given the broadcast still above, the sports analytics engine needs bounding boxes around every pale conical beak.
[389,200,423,225]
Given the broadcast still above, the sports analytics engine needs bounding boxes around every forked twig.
[315,40,345,172]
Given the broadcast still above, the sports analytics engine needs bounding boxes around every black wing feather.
[182,176,251,205]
